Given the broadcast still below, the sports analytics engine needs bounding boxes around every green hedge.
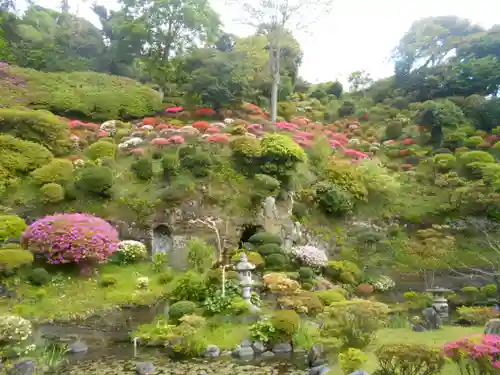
[1,66,163,121]
[0,108,71,155]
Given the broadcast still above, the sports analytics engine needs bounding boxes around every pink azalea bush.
[289,245,328,268]
[443,334,500,374]
[21,213,119,266]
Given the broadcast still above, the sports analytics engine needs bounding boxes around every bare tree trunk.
[495,274,500,311]
[269,38,281,123]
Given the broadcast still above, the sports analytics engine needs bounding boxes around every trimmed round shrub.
[464,136,484,148]
[169,301,197,323]
[0,246,34,273]
[231,251,265,268]
[325,261,361,285]
[98,275,117,287]
[315,181,354,216]
[86,141,116,161]
[481,284,497,298]
[170,271,207,302]
[21,213,119,265]
[265,253,288,270]
[271,309,300,337]
[433,154,456,172]
[161,153,180,179]
[131,157,154,180]
[179,147,212,178]
[257,243,282,256]
[40,183,65,203]
[0,108,71,155]
[385,122,403,140]
[459,150,495,165]
[158,268,175,284]
[31,159,73,186]
[0,215,27,243]
[298,266,315,281]
[0,134,53,176]
[27,268,51,286]
[117,240,148,263]
[248,232,282,246]
[75,165,114,197]
[315,290,346,305]
[376,344,445,375]
[338,101,356,118]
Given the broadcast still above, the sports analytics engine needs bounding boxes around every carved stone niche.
[151,224,173,256]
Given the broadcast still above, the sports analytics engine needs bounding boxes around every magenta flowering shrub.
[443,334,500,374]
[21,213,119,265]
[289,245,328,268]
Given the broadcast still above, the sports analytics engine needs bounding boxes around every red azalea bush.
[151,138,170,146]
[356,283,374,296]
[443,335,500,374]
[192,121,210,131]
[205,126,220,133]
[207,134,229,144]
[21,213,119,267]
[402,138,415,145]
[194,108,216,117]
[398,149,410,157]
[143,117,156,125]
[156,123,170,130]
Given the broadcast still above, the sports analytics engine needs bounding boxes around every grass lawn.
[330,326,484,374]
[0,263,170,322]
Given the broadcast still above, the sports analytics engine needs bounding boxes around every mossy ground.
[0,263,169,322]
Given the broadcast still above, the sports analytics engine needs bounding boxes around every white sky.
[22,0,500,84]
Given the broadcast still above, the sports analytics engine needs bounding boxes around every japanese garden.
[0,1,500,374]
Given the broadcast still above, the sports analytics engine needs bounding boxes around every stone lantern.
[426,287,452,322]
[235,253,259,311]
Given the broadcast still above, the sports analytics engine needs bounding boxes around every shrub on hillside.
[289,245,328,268]
[271,309,300,337]
[170,271,207,302]
[457,306,499,325]
[4,67,162,120]
[325,261,361,285]
[161,153,180,180]
[320,300,389,349]
[459,150,495,178]
[298,266,315,282]
[0,215,27,243]
[27,268,51,286]
[260,133,307,184]
[433,154,456,172]
[231,251,264,268]
[31,159,74,185]
[0,134,53,176]
[178,147,212,178]
[0,246,34,274]
[0,108,71,155]
[169,301,197,324]
[248,232,282,246]
[264,253,289,270]
[338,101,356,118]
[278,291,324,315]
[377,343,445,375]
[262,272,300,296]
[339,348,368,375]
[464,135,484,148]
[315,290,346,305]
[414,99,468,129]
[75,165,114,197]
[0,314,32,346]
[117,240,148,263]
[229,136,262,174]
[385,121,403,140]
[21,213,119,266]
[257,243,282,256]
[39,183,65,203]
[324,158,368,201]
[314,181,354,216]
[131,157,154,180]
[86,141,116,161]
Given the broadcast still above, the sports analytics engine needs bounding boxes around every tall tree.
[227,0,333,122]
[347,70,373,95]
[392,16,484,76]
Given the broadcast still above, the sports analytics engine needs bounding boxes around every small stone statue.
[422,306,441,330]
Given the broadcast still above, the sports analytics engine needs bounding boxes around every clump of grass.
[203,321,249,350]
[37,343,68,373]
[292,322,321,350]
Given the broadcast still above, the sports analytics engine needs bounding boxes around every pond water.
[63,344,310,375]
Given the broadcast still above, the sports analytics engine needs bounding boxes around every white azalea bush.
[372,275,396,292]
[0,315,36,358]
[289,245,328,268]
[118,240,148,263]
[136,276,149,289]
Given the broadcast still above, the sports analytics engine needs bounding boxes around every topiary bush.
[325,261,361,285]
[31,159,74,186]
[376,343,445,375]
[21,213,119,267]
[161,153,180,180]
[0,108,71,155]
[432,154,456,172]
[315,290,346,306]
[278,291,324,315]
[271,309,300,337]
[86,141,116,161]
[0,246,34,274]
[314,181,354,216]
[27,268,51,286]
[169,301,198,324]
[319,300,389,349]
[248,232,282,246]
[264,253,289,270]
[229,136,262,174]
[339,348,368,374]
[231,251,265,268]
[0,215,27,243]
[289,245,328,268]
[324,158,368,202]
[39,183,65,203]
[75,165,114,197]
[170,271,207,302]
[298,266,315,282]
[257,243,283,256]
[179,146,213,178]
[131,157,154,180]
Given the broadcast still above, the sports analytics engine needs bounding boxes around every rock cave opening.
[152,224,173,255]
[238,224,263,248]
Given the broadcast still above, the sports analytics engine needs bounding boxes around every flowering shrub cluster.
[443,334,500,374]
[262,273,300,296]
[0,315,32,344]
[117,240,147,263]
[21,213,119,265]
[289,245,328,268]
[372,275,396,292]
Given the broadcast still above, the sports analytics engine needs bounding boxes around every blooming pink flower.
[151,138,170,145]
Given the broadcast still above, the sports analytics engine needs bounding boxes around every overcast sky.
[24,0,500,84]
